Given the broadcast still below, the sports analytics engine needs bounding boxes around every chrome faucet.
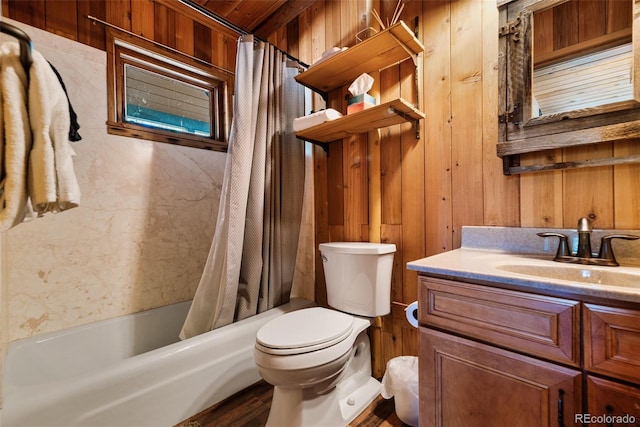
[538,217,640,266]
[575,217,592,258]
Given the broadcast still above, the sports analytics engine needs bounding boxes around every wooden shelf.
[295,98,424,145]
[293,20,425,149]
[294,21,424,96]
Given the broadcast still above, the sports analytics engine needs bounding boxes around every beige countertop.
[407,226,640,303]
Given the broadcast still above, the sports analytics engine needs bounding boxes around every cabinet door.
[587,376,640,426]
[584,303,640,384]
[421,328,582,427]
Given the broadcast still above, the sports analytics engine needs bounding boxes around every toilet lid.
[256,307,354,355]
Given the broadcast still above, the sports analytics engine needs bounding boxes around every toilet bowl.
[254,242,396,427]
[254,308,380,426]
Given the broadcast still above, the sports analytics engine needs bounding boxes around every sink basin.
[496,264,640,288]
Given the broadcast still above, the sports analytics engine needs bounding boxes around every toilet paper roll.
[405,301,418,328]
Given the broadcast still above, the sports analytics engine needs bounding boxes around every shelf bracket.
[297,136,329,153]
[389,106,421,139]
[388,33,418,67]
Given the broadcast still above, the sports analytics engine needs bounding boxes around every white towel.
[0,42,31,231]
[28,48,80,214]
[309,47,347,68]
[292,108,342,132]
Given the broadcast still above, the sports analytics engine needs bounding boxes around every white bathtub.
[2,298,313,427]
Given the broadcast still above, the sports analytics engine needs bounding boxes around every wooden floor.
[175,380,407,427]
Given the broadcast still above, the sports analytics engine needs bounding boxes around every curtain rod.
[86,15,234,76]
[178,0,309,69]
[178,0,248,37]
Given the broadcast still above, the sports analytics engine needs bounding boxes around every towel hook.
[0,21,33,74]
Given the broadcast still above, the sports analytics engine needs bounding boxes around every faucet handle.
[597,234,640,266]
[537,232,571,260]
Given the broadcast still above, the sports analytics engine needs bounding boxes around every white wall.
[0,19,227,404]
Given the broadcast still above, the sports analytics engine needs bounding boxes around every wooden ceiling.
[186,0,317,39]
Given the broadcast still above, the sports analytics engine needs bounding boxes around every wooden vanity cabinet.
[583,304,640,383]
[587,376,640,425]
[418,276,640,427]
[584,304,640,424]
[421,328,581,427]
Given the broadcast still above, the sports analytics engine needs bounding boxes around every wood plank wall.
[267,0,507,376]
[2,0,238,73]
[5,0,640,378]
[269,0,640,377]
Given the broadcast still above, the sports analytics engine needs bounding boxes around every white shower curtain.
[180,35,305,339]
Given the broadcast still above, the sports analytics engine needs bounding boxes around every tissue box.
[347,94,376,115]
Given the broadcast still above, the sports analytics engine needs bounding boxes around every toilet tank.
[319,242,396,317]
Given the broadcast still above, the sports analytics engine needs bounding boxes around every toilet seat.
[256,307,354,356]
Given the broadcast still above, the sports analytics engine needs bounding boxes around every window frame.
[106,29,232,152]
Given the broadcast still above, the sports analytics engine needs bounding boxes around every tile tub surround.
[0,18,317,410]
[0,18,227,406]
[407,226,640,303]
[0,19,226,340]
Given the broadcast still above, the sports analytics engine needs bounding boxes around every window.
[106,29,232,151]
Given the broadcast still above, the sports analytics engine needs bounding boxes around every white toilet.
[254,242,396,427]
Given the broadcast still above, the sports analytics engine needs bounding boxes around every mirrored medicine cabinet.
[497,0,640,175]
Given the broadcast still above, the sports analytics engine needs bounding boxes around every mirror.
[497,0,640,175]
[532,0,633,117]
